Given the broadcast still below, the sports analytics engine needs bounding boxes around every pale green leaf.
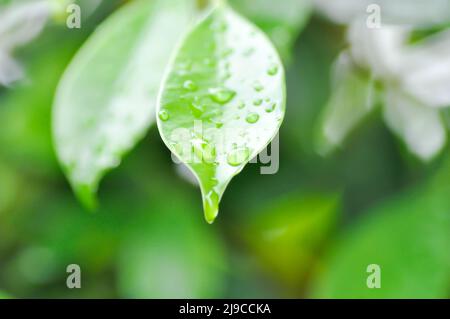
[53,0,196,209]
[157,4,286,223]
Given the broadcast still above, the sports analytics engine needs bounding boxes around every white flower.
[316,1,450,161]
[0,0,52,86]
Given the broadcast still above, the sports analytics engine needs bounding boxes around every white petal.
[314,0,450,27]
[348,18,409,79]
[383,89,446,160]
[401,29,450,108]
[0,0,51,51]
[317,52,375,155]
[0,51,24,86]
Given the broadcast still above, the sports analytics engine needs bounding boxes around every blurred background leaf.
[0,0,449,299]
[312,156,450,298]
[241,192,340,296]
[230,0,312,63]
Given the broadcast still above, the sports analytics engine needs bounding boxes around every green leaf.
[230,0,312,62]
[157,4,286,223]
[312,159,450,298]
[316,52,376,155]
[242,192,340,291]
[53,0,196,209]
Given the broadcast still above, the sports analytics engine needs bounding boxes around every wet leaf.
[157,4,286,223]
[53,0,196,209]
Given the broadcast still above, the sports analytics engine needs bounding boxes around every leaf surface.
[53,0,195,208]
[157,4,286,223]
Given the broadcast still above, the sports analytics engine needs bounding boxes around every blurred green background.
[0,0,449,298]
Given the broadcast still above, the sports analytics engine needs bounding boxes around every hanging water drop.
[203,190,220,224]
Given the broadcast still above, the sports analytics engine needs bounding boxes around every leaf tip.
[203,189,220,224]
[73,182,99,212]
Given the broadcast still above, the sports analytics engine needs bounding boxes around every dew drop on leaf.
[253,99,263,106]
[227,146,250,167]
[246,112,260,124]
[184,80,198,91]
[209,87,236,104]
[265,102,276,113]
[253,81,264,92]
[158,109,170,121]
[267,64,279,76]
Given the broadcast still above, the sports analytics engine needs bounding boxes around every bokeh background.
[0,0,449,298]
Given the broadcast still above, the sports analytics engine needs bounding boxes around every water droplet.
[265,102,277,113]
[267,64,279,76]
[253,99,263,106]
[246,113,260,124]
[203,190,219,224]
[253,81,264,92]
[190,102,204,118]
[158,109,169,121]
[209,87,236,104]
[183,80,197,91]
[227,147,250,167]
[237,101,246,109]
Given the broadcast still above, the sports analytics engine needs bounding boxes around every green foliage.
[53,0,197,209]
[229,0,312,62]
[313,158,450,298]
[157,4,285,223]
[242,192,340,291]
[117,201,227,298]
[1,0,449,300]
